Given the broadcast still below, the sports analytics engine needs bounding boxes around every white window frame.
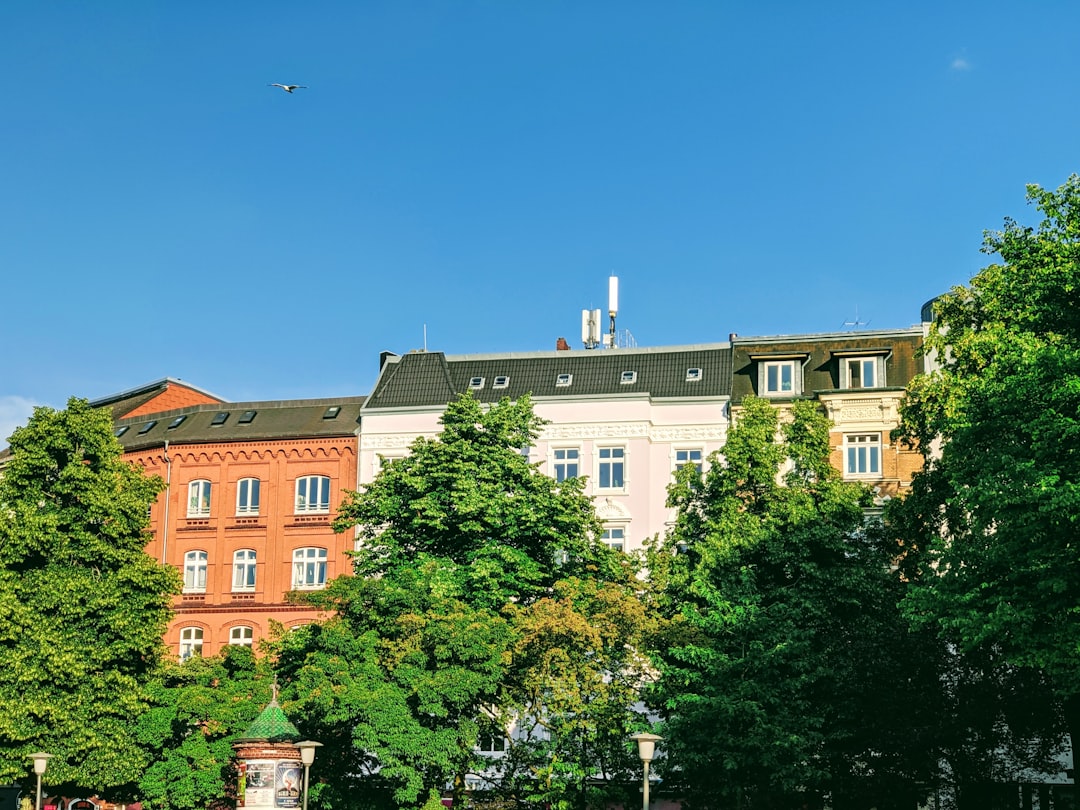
[292,547,328,589]
[232,549,257,592]
[845,433,882,477]
[295,475,331,514]
[844,356,885,389]
[236,477,260,515]
[555,373,573,387]
[674,447,704,475]
[187,479,212,517]
[686,367,703,382]
[759,360,801,397]
[493,375,510,389]
[229,626,254,647]
[596,446,626,492]
[179,627,204,661]
[183,550,208,592]
[468,376,485,389]
[551,447,580,483]
[620,371,637,384]
[600,526,626,552]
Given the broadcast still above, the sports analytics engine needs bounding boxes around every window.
[211,412,229,426]
[168,415,187,429]
[184,550,208,592]
[238,410,257,424]
[138,420,158,435]
[597,447,625,490]
[179,627,204,661]
[323,405,341,419]
[114,426,129,437]
[295,475,330,514]
[478,734,508,753]
[553,448,579,482]
[293,547,328,589]
[845,434,882,476]
[232,549,257,591]
[675,448,704,474]
[686,367,703,382]
[620,371,637,384]
[845,357,884,389]
[187,480,211,517]
[236,478,260,515]
[229,626,254,647]
[493,375,510,389]
[556,373,573,387]
[468,376,485,389]
[761,360,798,396]
[601,527,625,552]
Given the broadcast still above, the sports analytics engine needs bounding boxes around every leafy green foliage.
[895,175,1080,750]
[0,398,180,798]
[650,397,940,808]
[281,393,644,808]
[136,646,275,810]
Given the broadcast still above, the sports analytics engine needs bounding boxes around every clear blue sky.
[3,2,1078,442]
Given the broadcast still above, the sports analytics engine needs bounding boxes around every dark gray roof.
[113,397,364,451]
[364,344,732,410]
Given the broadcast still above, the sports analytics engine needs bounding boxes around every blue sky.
[3,2,1078,442]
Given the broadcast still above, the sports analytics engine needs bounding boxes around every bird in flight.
[268,83,308,93]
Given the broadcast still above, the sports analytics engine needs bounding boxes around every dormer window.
[845,357,885,389]
[468,377,485,390]
[750,353,809,398]
[620,371,637,384]
[493,376,510,389]
[556,374,573,387]
[686,367,703,382]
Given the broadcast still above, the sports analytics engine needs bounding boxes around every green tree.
[0,398,180,797]
[895,175,1080,759]
[279,394,641,809]
[650,397,941,809]
[136,646,276,810]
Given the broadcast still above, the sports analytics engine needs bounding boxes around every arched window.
[179,627,204,661]
[292,547,327,589]
[236,478,261,515]
[184,550,208,592]
[229,626,254,647]
[187,480,212,517]
[295,475,330,514]
[232,549,257,591]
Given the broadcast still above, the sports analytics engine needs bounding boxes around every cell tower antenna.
[842,306,870,329]
[606,275,619,349]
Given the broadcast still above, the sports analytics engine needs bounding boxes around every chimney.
[556,337,571,351]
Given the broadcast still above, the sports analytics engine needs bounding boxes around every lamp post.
[28,753,52,810]
[630,733,662,810]
[296,741,322,810]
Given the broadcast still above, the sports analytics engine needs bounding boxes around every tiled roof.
[113,397,364,451]
[236,698,301,743]
[89,377,226,418]
[364,344,732,410]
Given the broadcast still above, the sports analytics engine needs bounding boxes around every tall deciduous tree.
[650,397,941,809]
[279,394,643,809]
[895,175,1080,757]
[0,398,179,797]
[136,646,276,810]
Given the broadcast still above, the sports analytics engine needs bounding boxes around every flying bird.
[268,83,308,93]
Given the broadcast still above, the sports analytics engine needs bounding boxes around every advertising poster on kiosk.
[275,760,303,808]
[242,760,277,808]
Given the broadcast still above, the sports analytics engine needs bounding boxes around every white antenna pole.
[423,324,428,351]
[608,275,619,348]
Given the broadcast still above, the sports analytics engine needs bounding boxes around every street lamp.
[296,740,322,810]
[630,733,662,810]
[28,753,52,810]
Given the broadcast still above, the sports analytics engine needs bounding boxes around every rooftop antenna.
[842,306,870,329]
[605,275,619,349]
[582,308,601,349]
[423,323,428,351]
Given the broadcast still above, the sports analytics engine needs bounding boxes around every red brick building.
[95,379,363,658]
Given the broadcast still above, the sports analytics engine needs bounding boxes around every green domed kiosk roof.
[237,694,301,743]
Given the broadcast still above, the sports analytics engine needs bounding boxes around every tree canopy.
[281,393,646,809]
[0,398,179,797]
[895,174,1080,748]
[650,396,941,809]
